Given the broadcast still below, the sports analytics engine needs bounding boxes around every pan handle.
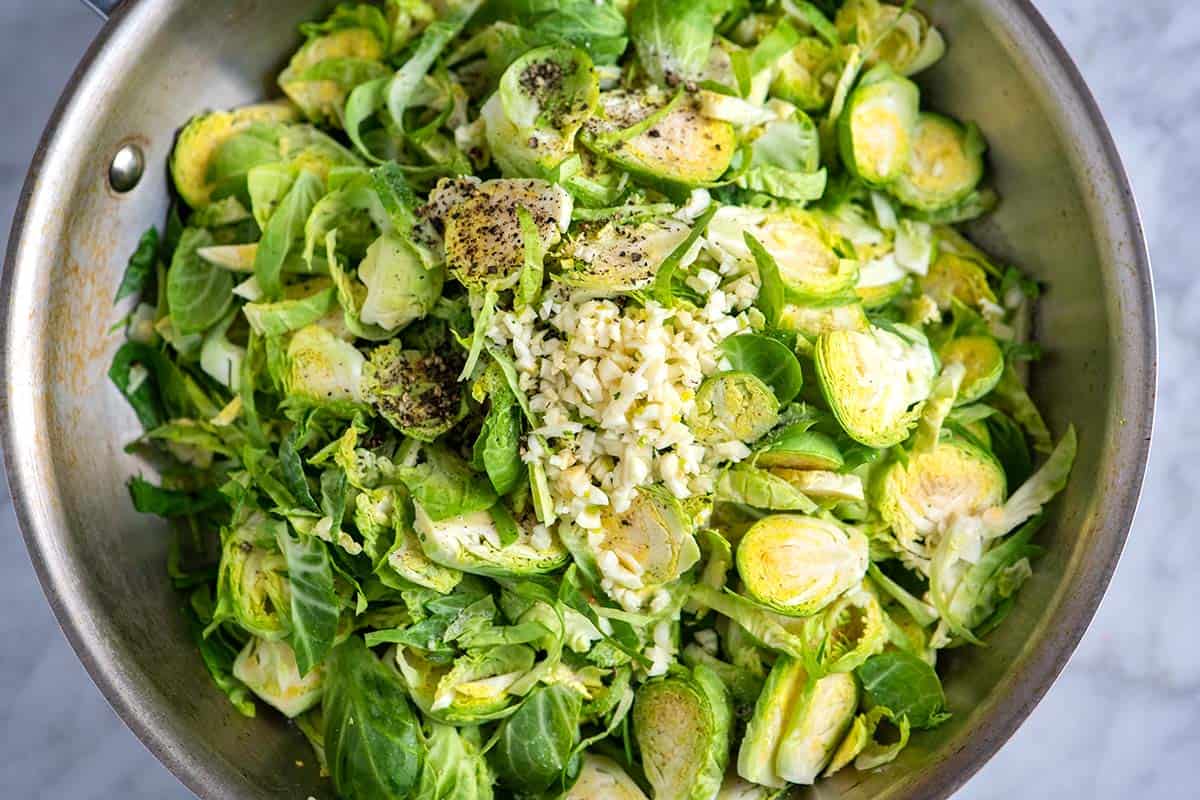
[81,0,122,19]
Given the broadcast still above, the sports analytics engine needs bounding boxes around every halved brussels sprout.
[560,216,692,292]
[359,486,463,593]
[802,584,888,674]
[824,706,911,776]
[690,372,781,446]
[285,324,367,411]
[716,773,784,800]
[171,101,301,208]
[716,465,818,515]
[358,234,444,331]
[837,66,920,187]
[835,0,945,76]
[439,178,573,289]
[386,0,435,52]
[708,207,858,302]
[757,427,844,471]
[771,38,842,111]
[583,90,737,186]
[362,342,466,441]
[595,485,700,590]
[737,656,857,787]
[854,254,910,309]
[815,325,936,447]
[891,114,986,212]
[216,517,291,639]
[386,521,463,593]
[875,436,1007,569]
[938,335,1004,405]
[737,656,803,788]
[772,470,865,503]
[555,148,628,206]
[483,45,599,177]
[919,250,997,311]
[232,637,325,718]
[279,27,387,125]
[566,754,649,800]
[779,301,870,351]
[775,671,859,784]
[395,642,535,724]
[413,504,570,577]
[736,515,869,616]
[633,665,732,800]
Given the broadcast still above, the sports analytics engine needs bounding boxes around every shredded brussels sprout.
[112,2,1075,796]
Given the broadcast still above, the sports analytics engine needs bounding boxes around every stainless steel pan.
[2,1,1155,797]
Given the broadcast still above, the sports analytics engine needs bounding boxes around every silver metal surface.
[1,1,1154,799]
[82,0,122,19]
[107,142,144,193]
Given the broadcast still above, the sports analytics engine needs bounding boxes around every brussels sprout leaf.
[857,650,949,729]
[473,377,524,496]
[275,524,340,676]
[108,341,197,430]
[255,170,325,299]
[490,683,583,794]
[280,429,319,512]
[168,228,233,335]
[515,205,545,312]
[128,476,227,517]
[115,227,160,303]
[324,637,423,800]
[186,585,257,717]
[653,204,716,306]
[744,233,784,328]
[721,333,804,405]
[395,445,498,521]
[631,0,718,87]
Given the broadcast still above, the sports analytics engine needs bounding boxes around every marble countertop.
[0,1,1194,797]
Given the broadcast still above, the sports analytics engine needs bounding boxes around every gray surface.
[0,6,186,798]
[0,8,188,797]
[0,1,1186,799]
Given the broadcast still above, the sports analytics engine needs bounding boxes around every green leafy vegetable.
[631,0,719,87]
[128,476,226,517]
[115,227,160,303]
[324,637,424,800]
[856,650,949,729]
[396,445,498,522]
[255,171,325,299]
[490,683,583,794]
[473,374,524,495]
[746,233,784,328]
[114,4,1076,795]
[716,465,817,513]
[721,334,804,405]
[275,524,339,676]
[168,228,233,335]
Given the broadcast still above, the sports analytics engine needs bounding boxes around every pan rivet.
[109,144,144,193]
